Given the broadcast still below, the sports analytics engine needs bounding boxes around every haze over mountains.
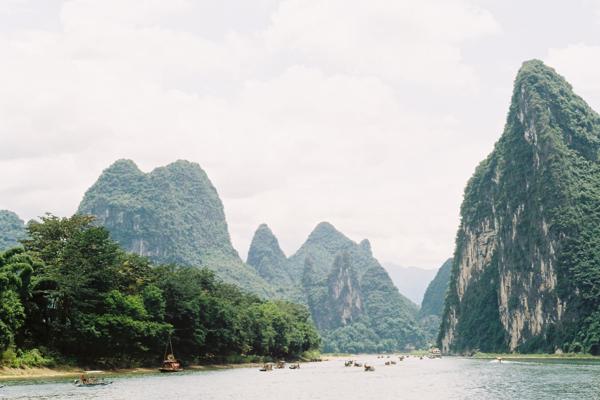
[383,264,437,304]
[441,60,600,355]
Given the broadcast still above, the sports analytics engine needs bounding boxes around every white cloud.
[545,44,600,111]
[0,0,506,267]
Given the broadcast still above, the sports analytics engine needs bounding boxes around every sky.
[2,0,600,269]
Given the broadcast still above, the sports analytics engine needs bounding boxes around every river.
[2,356,600,399]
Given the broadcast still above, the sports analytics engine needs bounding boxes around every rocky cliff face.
[440,60,600,354]
[252,221,423,352]
[78,159,273,297]
[0,210,26,251]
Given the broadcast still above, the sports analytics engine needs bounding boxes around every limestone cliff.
[440,60,600,354]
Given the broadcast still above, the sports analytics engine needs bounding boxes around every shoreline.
[470,353,600,361]
[0,362,268,382]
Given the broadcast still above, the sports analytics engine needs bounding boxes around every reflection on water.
[2,356,600,400]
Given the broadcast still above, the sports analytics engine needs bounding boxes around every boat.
[364,364,375,372]
[275,360,285,369]
[289,363,300,369]
[429,347,442,359]
[344,360,353,367]
[159,337,183,373]
[259,363,273,372]
[74,371,112,387]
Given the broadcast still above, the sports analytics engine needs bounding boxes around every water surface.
[2,356,599,400]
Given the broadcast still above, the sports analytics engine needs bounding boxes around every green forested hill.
[250,221,424,353]
[440,60,600,354]
[0,210,26,251]
[78,159,273,297]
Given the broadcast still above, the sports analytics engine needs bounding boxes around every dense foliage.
[0,210,26,252]
[250,221,424,352]
[440,60,600,354]
[78,159,273,297]
[0,215,319,368]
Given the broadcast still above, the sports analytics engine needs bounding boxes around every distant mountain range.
[248,222,424,352]
[0,158,451,352]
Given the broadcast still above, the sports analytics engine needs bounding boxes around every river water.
[2,356,600,400]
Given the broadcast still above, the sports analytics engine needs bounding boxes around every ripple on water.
[2,357,600,400]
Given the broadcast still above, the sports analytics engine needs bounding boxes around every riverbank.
[0,355,329,382]
[472,352,600,361]
[0,362,272,382]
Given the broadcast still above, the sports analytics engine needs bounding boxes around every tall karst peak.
[307,221,346,242]
[439,60,600,355]
[78,159,273,297]
[246,223,292,287]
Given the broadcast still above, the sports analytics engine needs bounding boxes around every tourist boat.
[74,371,112,387]
[259,363,273,372]
[159,337,183,373]
[429,347,442,359]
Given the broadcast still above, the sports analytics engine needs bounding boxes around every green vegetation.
[440,60,600,355]
[78,159,273,297]
[0,214,319,368]
[0,210,26,251]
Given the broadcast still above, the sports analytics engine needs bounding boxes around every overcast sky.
[1,0,600,269]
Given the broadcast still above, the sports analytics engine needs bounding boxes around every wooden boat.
[159,337,183,373]
[259,363,273,372]
[429,347,442,359]
[74,371,112,387]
